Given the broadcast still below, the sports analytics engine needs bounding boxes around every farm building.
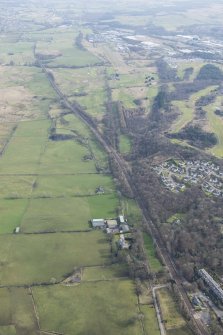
[120,224,130,233]
[15,227,20,234]
[119,215,125,224]
[119,234,130,249]
[106,219,118,229]
[91,219,105,228]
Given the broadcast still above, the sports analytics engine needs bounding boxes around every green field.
[0,199,28,234]
[21,193,118,232]
[33,174,114,197]
[204,96,223,157]
[38,139,96,174]
[0,232,110,285]
[140,305,160,335]
[0,176,35,199]
[0,120,49,174]
[157,287,190,333]
[119,134,131,154]
[82,264,129,280]
[143,233,163,272]
[33,281,142,335]
[121,198,142,226]
[171,86,218,133]
[0,326,16,335]
[36,31,101,67]
[0,288,38,335]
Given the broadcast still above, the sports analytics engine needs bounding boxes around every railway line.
[39,61,210,335]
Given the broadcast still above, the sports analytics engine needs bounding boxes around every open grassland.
[0,66,56,121]
[82,264,129,281]
[74,89,106,118]
[33,174,114,197]
[121,198,142,226]
[167,326,194,335]
[0,232,110,285]
[0,41,35,66]
[52,67,107,118]
[38,139,96,174]
[0,176,35,199]
[204,96,223,158]
[0,288,38,335]
[171,86,218,133]
[119,134,131,154]
[157,288,190,333]
[21,193,118,233]
[177,62,204,81]
[62,114,92,137]
[0,326,16,335]
[0,199,28,234]
[36,30,100,67]
[33,281,142,335]
[143,233,163,272]
[140,305,160,335]
[0,120,49,174]
[52,67,105,97]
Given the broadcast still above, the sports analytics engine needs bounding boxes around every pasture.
[0,288,38,335]
[33,174,114,197]
[33,280,142,335]
[38,139,96,174]
[0,231,110,285]
[143,233,163,272]
[119,134,131,154]
[0,120,49,174]
[157,288,187,331]
[36,30,100,67]
[82,264,129,281]
[140,305,160,335]
[21,193,118,232]
[0,199,28,234]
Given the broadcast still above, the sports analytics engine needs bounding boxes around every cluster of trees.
[196,64,223,81]
[168,125,217,149]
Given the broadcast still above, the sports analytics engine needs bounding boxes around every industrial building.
[199,269,223,303]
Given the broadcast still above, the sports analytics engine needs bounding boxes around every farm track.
[39,61,209,335]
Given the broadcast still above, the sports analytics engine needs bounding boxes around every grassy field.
[33,281,142,335]
[0,288,38,335]
[171,86,218,133]
[36,30,101,67]
[0,120,49,174]
[0,199,28,234]
[143,233,163,272]
[0,326,16,335]
[0,176,35,198]
[38,139,96,174]
[119,134,131,154]
[33,174,114,197]
[204,96,223,157]
[82,264,129,280]
[21,193,118,232]
[0,232,110,285]
[121,198,142,226]
[157,288,188,332]
[140,305,160,335]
